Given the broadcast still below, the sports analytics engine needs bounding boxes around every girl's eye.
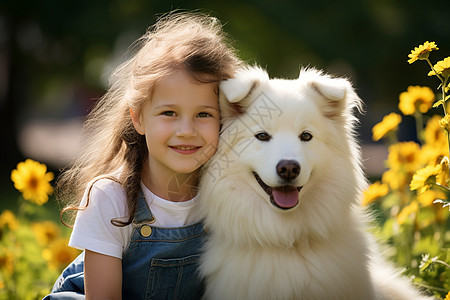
[198,112,212,118]
[300,131,313,141]
[255,131,271,141]
[162,111,176,117]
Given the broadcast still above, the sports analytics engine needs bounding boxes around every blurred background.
[1,0,450,198]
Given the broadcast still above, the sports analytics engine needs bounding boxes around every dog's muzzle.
[252,171,302,210]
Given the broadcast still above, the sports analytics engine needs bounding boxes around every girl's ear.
[130,108,145,135]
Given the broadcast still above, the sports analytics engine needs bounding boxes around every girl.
[44,12,241,299]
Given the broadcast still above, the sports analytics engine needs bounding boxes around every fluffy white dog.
[197,66,434,300]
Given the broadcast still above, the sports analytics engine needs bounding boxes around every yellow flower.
[32,221,61,245]
[362,181,389,206]
[0,210,19,231]
[421,144,448,168]
[10,159,54,205]
[440,114,450,132]
[387,142,422,173]
[397,201,418,224]
[407,41,438,64]
[42,238,80,270]
[410,164,443,193]
[382,169,407,191]
[398,86,435,115]
[438,157,449,186]
[445,291,450,300]
[428,57,450,78]
[425,115,447,146]
[0,250,15,274]
[421,116,448,166]
[417,190,445,207]
[372,113,402,141]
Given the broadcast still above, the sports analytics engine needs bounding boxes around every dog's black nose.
[276,160,300,180]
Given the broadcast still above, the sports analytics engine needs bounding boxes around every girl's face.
[131,70,220,193]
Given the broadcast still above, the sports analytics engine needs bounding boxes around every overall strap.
[132,190,155,226]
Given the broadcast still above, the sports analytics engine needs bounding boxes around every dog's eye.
[255,131,271,141]
[300,131,313,141]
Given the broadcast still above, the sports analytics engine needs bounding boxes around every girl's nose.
[176,118,197,137]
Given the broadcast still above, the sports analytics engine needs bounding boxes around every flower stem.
[413,281,447,293]
[426,58,444,83]
[414,111,424,143]
[442,76,450,160]
[387,130,398,146]
[435,182,450,193]
[435,259,450,269]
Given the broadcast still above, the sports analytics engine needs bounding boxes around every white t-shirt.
[69,178,200,259]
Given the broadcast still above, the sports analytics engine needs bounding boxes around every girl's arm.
[85,250,122,300]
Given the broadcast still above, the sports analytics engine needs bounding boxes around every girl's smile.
[170,145,202,154]
[131,70,220,200]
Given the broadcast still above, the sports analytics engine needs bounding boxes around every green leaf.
[433,100,445,108]
[419,254,434,272]
[414,235,440,257]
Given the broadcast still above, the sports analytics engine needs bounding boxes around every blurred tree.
[1,11,25,184]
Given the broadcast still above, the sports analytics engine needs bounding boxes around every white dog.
[197,66,434,300]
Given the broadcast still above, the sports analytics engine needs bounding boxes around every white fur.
[197,66,434,300]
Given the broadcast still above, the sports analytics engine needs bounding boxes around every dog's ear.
[219,66,269,117]
[302,69,362,120]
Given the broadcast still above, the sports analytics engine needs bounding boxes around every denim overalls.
[43,192,208,300]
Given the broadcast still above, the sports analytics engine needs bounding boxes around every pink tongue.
[272,186,299,209]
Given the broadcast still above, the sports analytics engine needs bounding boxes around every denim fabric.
[43,192,208,300]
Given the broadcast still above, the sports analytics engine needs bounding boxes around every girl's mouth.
[170,145,201,154]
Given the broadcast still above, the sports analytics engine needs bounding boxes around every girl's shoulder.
[70,174,132,257]
[90,175,123,192]
[82,174,127,207]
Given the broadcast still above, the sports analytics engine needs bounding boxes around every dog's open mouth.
[252,172,302,210]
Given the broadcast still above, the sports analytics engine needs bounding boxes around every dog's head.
[199,65,365,244]
[211,66,363,211]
